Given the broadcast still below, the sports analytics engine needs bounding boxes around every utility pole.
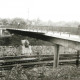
[28,8,29,20]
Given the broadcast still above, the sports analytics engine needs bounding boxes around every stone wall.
[0,46,77,56]
[31,46,77,55]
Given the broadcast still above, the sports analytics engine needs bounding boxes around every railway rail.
[0,54,79,70]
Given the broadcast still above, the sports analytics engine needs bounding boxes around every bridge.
[0,27,80,68]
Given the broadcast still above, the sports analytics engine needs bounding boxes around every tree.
[10,18,26,28]
[1,19,10,25]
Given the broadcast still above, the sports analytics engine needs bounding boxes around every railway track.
[0,54,79,70]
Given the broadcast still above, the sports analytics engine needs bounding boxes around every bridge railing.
[1,25,80,37]
[26,26,79,35]
[31,26,80,39]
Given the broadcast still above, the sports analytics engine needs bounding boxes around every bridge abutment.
[0,29,2,36]
[21,40,32,55]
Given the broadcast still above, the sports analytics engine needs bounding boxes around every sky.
[0,0,80,22]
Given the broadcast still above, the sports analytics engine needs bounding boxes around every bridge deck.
[9,28,80,42]
[1,28,80,42]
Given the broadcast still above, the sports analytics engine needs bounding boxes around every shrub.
[9,64,28,80]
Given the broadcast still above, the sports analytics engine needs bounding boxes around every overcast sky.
[0,0,80,22]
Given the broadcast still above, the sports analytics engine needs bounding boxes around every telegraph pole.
[28,8,29,20]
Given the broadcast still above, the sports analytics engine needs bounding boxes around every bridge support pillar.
[54,44,60,68]
[76,50,80,68]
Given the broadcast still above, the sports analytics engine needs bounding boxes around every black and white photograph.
[0,0,80,80]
